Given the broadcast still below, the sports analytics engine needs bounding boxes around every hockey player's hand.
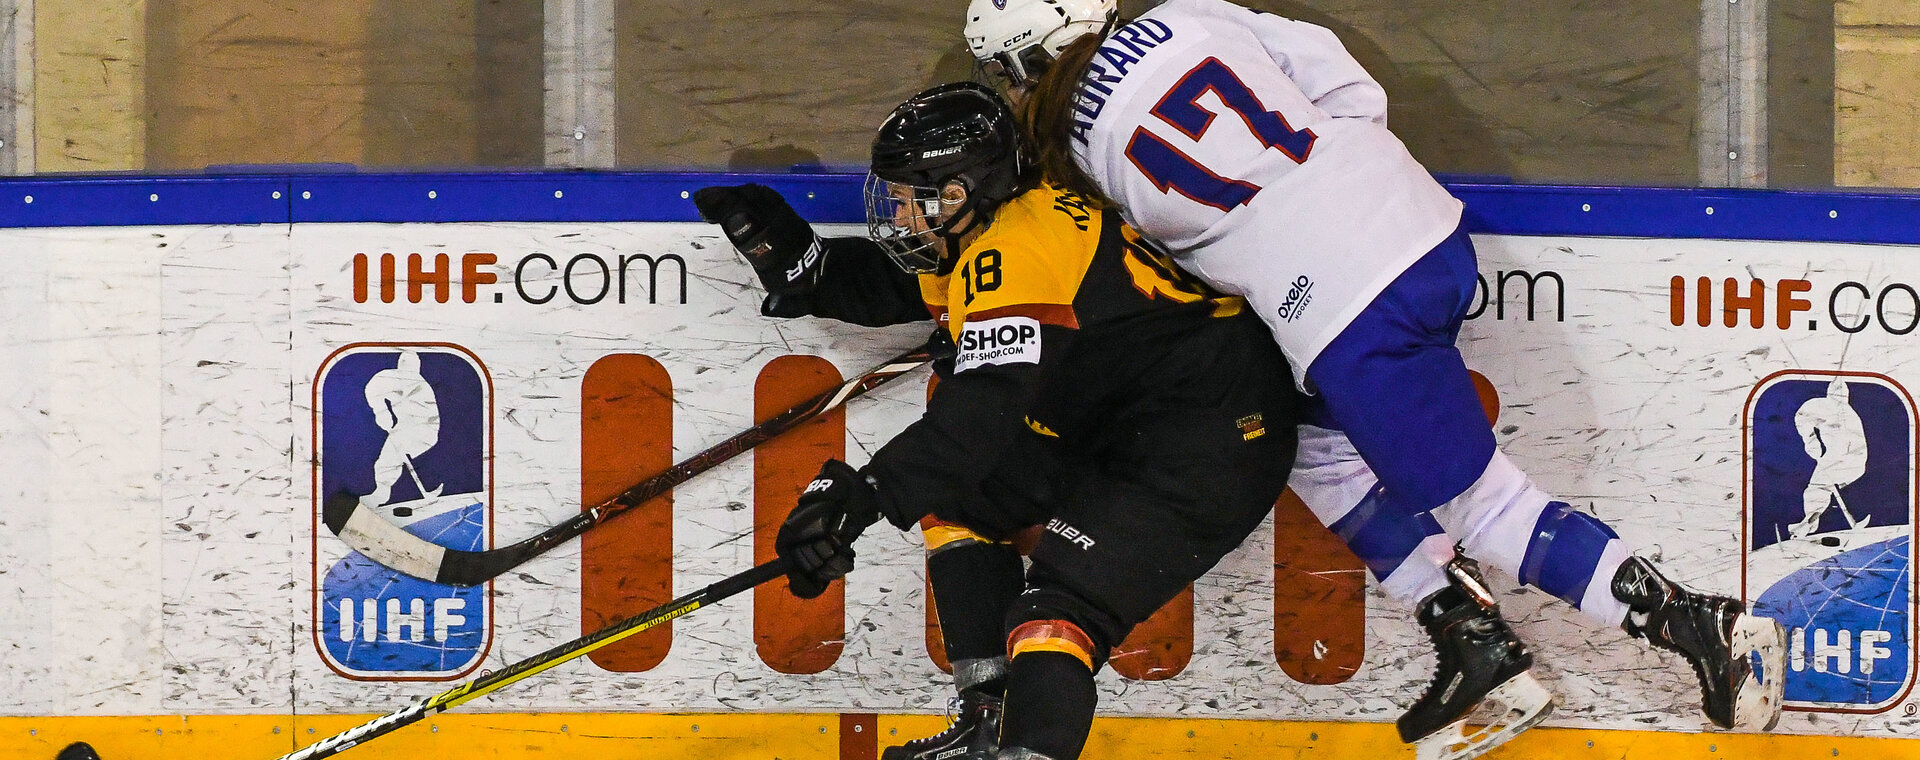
[774,459,880,599]
[692,184,827,307]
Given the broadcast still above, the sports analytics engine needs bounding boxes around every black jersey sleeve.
[861,323,1076,533]
[780,236,929,327]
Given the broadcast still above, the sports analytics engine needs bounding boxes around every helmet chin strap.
[933,196,990,276]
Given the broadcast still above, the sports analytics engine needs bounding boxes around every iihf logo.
[313,344,492,680]
[1744,371,1917,712]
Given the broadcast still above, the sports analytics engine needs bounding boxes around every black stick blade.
[322,489,362,535]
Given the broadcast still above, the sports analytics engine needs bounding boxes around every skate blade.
[1729,614,1788,731]
[1413,672,1555,760]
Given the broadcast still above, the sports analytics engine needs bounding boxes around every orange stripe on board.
[579,354,674,672]
[756,355,847,674]
[1469,370,1500,426]
[839,713,878,760]
[1110,585,1193,680]
[1272,488,1366,684]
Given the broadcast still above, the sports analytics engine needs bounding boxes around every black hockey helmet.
[866,81,1029,275]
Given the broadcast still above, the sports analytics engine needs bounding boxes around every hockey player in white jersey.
[1794,376,1870,537]
[965,1,1788,758]
[360,349,443,512]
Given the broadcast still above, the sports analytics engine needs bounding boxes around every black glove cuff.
[761,292,814,319]
[865,470,927,531]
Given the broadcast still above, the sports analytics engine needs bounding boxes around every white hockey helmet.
[964,0,1118,87]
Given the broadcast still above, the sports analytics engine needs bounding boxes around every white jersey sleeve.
[1070,0,1463,381]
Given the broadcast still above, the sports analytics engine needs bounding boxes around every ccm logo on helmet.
[955,315,1043,372]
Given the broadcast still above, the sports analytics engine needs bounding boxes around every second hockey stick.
[324,343,932,586]
[272,557,792,760]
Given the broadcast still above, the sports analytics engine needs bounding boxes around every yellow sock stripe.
[922,524,991,552]
[1010,637,1095,671]
[1007,620,1097,671]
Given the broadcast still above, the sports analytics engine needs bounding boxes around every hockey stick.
[324,343,933,586]
[273,557,792,760]
[402,454,443,501]
[1832,488,1869,531]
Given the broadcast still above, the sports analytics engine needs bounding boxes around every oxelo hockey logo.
[1275,274,1314,323]
[1744,371,1918,712]
[314,344,493,680]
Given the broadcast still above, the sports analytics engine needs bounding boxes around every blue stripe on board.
[1449,182,1920,247]
[288,171,867,224]
[0,176,287,227]
[0,169,1913,245]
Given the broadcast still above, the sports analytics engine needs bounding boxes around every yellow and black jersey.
[797,182,1289,532]
[919,182,1241,380]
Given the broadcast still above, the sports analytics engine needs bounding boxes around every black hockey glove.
[692,183,826,317]
[774,459,880,599]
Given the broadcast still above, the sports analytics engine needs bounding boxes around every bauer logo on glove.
[775,459,882,599]
[691,183,828,295]
[786,238,824,284]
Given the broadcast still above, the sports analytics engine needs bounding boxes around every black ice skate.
[1613,555,1786,730]
[883,690,1001,760]
[1398,556,1554,760]
[56,743,102,760]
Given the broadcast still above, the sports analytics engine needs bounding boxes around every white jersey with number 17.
[1070,0,1463,382]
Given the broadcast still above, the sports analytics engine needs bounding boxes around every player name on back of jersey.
[955,315,1043,372]
[1074,18,1176,143]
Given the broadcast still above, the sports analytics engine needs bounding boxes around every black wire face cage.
[865,173,953,275]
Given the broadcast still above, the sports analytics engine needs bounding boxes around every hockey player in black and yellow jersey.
[694,82,1298,760]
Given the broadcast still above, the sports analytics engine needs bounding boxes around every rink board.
[0,174,1918,757]
[3,713,1917,760]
